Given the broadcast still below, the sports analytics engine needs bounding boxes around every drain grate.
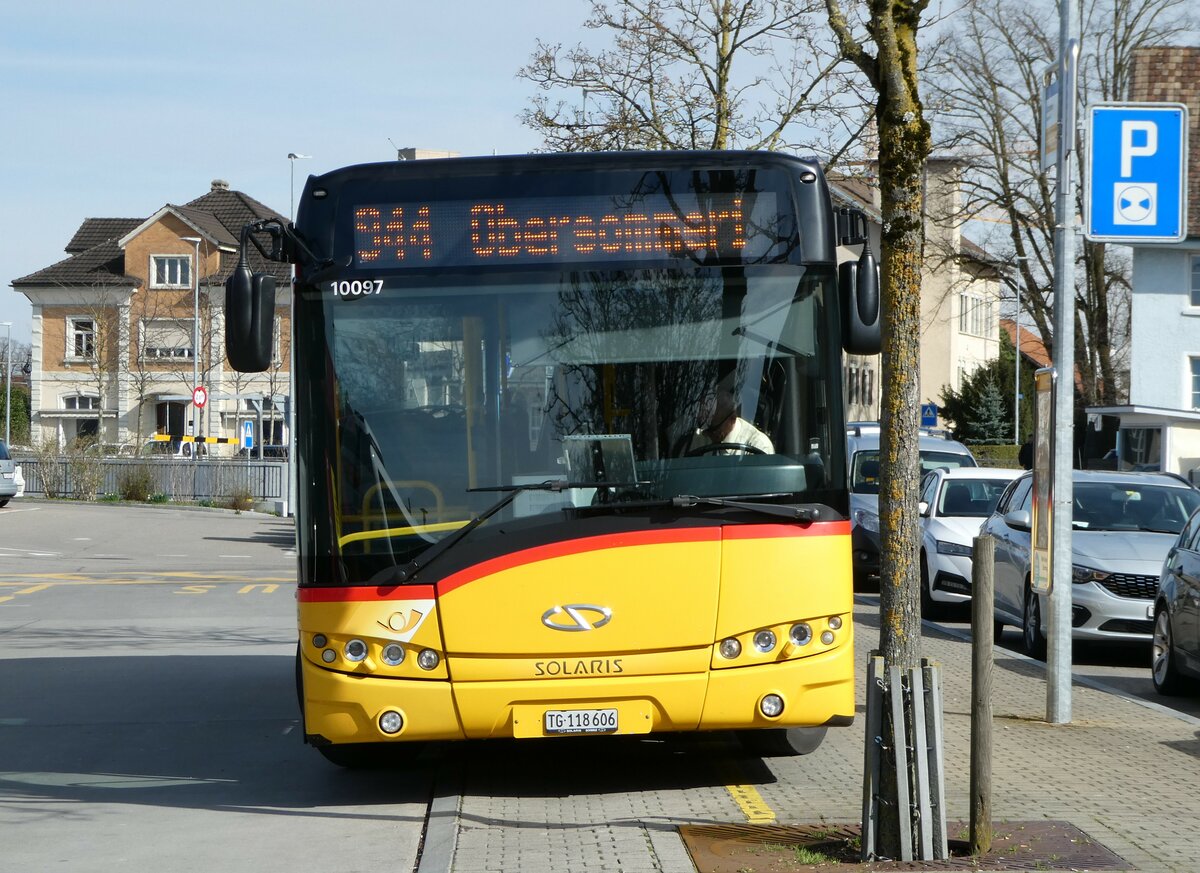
[677,821,1131,871]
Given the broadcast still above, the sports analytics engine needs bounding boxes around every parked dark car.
[236,445,289,459]
[1151,506,1200,694]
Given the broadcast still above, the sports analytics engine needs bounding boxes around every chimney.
[211,179,230,191]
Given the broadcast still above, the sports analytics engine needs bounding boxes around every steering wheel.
[685,442,766,457]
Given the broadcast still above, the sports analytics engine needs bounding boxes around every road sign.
[241,420,255,450]
[192,386,208,408]
[920,403,938,428]
[1085,102,1189,243]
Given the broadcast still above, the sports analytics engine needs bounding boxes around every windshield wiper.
[374,478,642,585]
[375,480,570,585]
[670,494,820,522]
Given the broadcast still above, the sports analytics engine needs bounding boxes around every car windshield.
[0,440,9,461]
[851,449,976,494]
[937,478,1012,518]
[1073,482,1200,533]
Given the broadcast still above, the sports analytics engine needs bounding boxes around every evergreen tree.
[967,377,1011,444]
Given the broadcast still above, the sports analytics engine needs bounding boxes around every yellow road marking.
[725,782,777,823]
[17,585,50,595]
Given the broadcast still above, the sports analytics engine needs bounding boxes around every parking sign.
[1085,102,1188,243]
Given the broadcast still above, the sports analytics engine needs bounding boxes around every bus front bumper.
[300,641,855,745]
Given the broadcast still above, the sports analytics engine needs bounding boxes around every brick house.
[11,180,293,452]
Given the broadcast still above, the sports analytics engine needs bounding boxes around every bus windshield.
[298,262,843,584]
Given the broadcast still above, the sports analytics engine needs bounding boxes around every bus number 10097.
[330,279,383,297]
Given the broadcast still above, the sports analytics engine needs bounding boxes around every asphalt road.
[0,500,435,873]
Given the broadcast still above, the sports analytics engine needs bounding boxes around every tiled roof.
[14,239,129,287]
[65,218,141,254]
[1129,46,1200,238]
[13,183,291,289]
[1000,317,1084,391]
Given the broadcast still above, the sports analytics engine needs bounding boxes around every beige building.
[12,180,293,452]
[832,158,1003,425]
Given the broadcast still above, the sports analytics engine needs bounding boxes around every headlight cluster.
[310,633,441,672]
[853,508,881,533]
[716,614,846,664]
[935,540,973,557]
[1071,564,1110,585]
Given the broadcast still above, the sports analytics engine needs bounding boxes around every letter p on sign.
[1121,120,1157,177]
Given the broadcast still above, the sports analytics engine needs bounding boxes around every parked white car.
[918,467,1023,616]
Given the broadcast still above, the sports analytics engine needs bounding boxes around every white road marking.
[219,555,252,559]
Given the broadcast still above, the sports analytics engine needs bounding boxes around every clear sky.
[1,0,594,343]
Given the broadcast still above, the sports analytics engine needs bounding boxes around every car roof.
[931,467,1023,481]
[1010,469,1194,489]
[847,431,975,456]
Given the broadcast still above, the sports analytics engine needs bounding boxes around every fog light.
[789,623,813,646]
[312,633,327,648]
[760,694,784,717]
[417,649,440,670]
[821,630,835,645]
[753,630,777,653]
[345,639,368,662]
[719,638,742,659]
[828,615,843,630]
[321,648,336,663]
[382,644,405,666]
[379,710,404,734]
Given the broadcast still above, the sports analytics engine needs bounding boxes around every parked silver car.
[982,470,1200,658]
[0,440,17,507]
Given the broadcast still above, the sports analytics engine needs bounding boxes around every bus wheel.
[738,727,827,757]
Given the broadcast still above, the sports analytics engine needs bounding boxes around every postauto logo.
[541,604,612,632]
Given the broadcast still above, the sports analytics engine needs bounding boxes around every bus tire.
[738,726,827,757]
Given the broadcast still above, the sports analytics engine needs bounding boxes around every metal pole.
[1048,22,1079,724]
[1014,285,1020,443]
[181,237,202,443]
[2,322,11,445]
[285,154,309,518]
[970,535,994,854]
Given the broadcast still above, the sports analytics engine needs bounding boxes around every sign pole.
[1047,24,1078,725]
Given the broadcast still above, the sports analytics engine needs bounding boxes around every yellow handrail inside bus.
[338,519,469,549]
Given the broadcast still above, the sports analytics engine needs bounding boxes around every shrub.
[118,465,157,502]
[65,439,105,501]
[224,486,255,512]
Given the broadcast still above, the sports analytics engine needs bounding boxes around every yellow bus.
[225,151,881,766]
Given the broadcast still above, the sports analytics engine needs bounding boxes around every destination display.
[352,191,787,269]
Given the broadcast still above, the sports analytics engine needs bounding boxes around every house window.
[63,394,100,410]
[151,255,192,289]
[68,318,95,359]
[1191,357,1200,409]
[1191,256,1200,307]
[141,318,194,360]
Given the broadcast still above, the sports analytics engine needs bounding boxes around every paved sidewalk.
[449,599,1200,872]
[759,601,1200,872]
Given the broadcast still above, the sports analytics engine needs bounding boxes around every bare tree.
[57,285,128,446]
[518,0,872,159]
[930,0,1195,408]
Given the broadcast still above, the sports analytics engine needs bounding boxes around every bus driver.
[686,380,774,456]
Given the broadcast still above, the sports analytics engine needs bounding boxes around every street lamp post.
[181,237,202,444]
[287,153,311,222]
[0,321,11,446]
[1014,283,1021,444]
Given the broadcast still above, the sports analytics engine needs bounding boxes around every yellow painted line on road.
[17,584,50,595]
[725,782,777,823]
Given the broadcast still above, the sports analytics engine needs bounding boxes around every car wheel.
[0,498,8,507]
[738,727,827,757]
[1151,607,1184,695]
[919,554,941,620]
[1022,583,1047,660]
[993,619,1004,642]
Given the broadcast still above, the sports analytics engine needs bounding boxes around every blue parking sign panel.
[1086,102,1188,243]
[241,420,255,449]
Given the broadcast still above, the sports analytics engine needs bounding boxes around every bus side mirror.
[839,245,881,355]
[225,263,276,372]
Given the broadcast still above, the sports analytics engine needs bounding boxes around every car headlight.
[1071,564,1110,585]
[853,508,880,533]
[935,540,973,557]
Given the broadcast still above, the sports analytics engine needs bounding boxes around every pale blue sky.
[1,0,594,342]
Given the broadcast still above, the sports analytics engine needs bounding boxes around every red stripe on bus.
[297,521,849,603]
[298,583,436,603]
